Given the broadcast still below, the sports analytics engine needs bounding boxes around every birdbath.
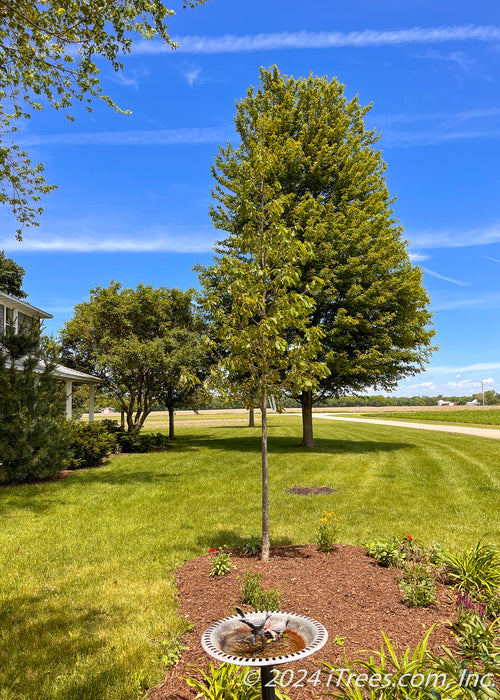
[201,608,328,699]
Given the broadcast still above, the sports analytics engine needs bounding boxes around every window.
[5,307,15,333]
[18,312,33,335]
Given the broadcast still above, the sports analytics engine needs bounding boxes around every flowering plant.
[240,568,281,610]
[316,511,342,553]
[209,546,234,578]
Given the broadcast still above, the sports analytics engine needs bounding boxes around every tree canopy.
[60,282,205,432]
[0,250,27,297]
[210,66,436,446]
[0,0,204,237]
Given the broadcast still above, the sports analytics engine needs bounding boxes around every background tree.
[197,116,328,562]
[0,0,205,238]
[0,323,69,484]
[60,282,205,432]
[214,66,436,447]
[0,250,27,297]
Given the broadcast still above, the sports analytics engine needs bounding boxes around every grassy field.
[1,416,499,699]
[364,409,500,427]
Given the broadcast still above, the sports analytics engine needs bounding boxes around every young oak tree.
[0,0,205,238]
[197,117,328,563]
[213,67,436,447]
[60,282,205,432]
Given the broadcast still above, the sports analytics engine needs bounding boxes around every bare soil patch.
[286,486,336,496]
[149,545,456,699]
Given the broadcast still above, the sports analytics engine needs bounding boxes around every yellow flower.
[320,517,327,523]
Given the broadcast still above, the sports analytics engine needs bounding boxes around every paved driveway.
[314,414,500,440]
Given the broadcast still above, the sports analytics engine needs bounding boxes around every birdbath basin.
[201,610,328,699]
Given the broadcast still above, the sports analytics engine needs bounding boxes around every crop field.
[364,409,500,427]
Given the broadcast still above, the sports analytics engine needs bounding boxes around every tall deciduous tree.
[0,251,27,297]
[0,0,205,238]
[197,115,328,562]
[60,282,205,432]
[213,67,436,447]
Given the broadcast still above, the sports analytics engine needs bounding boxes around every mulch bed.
[149,545,457,699]
[286,487,336,496]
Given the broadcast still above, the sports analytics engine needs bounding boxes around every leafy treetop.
[0,0,205,237]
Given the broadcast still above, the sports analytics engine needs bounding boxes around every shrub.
[316,511,342,553]
[96,420,170,453]
[398,564,437,607]
[117,430,170,453]
[209,546,234,577]
[68,422,116,469]
[240,568,281,611]
[440,540,500,596]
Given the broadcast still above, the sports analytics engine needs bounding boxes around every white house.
[0,290,100,420]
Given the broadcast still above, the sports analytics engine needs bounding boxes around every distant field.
[365,409,500,427]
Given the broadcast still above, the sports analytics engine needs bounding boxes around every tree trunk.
[120,411,125,430]
[249,406,255,427]
[261,390,270,563]
[168,407,175,440]
[300,389,318,448]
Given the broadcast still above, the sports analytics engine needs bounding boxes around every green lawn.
[0,416,499,699]
[363,409,500,428]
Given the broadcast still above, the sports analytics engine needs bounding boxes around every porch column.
[88,383,95,422]
[65,380,73,420]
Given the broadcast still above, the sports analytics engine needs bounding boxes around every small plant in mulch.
[364,535,427,569]
[240,568,281,611]
[209,546,234,578]
[440,539,500,596]
[398,563,437,607]
[242,536,261,556]
[183,663,292,700]
[316,511,342,553]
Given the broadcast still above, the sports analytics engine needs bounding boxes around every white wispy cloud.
[183,65,203,87]
[409,252,429,262]
[422,268,468,286]
[410,222,500,249]
[372,107,500,126]
[0,227,217,254]
[427,362,500,374]
[382,128,500,147]
[396,377,495,395]
[432,293,500,311]
[132,25,500,55]
[484,255,500,264]
[18,126,229,147]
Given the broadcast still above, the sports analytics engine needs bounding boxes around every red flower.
[209,548,217,553]
[406,536,413,541]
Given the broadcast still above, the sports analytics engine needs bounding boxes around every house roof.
[0,290,53,319]
[11,357,101,384]
[53,364,101,384]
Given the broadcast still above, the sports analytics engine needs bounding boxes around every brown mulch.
[286,486,336,496]
[149,545,457,699]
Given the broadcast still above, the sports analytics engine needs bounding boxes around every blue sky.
[2,0,500,397]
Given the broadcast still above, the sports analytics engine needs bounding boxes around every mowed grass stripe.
[0,416,498,699]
